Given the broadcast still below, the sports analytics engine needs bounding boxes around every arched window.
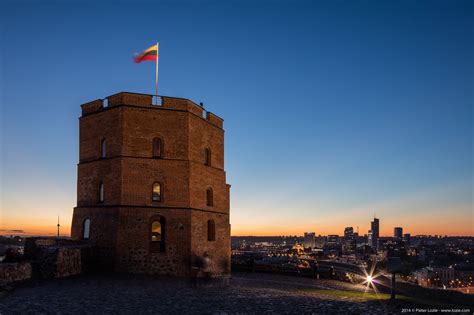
[83,218,91,239]
[207,219,216,241]
[204,148,211,166]
[100,138,106,158]
[99,181,104,203]
[206,188,213,207]
[150,216,166,252]
[152,182,161,202]
[153,137,162,158]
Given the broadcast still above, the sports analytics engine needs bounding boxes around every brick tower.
[71,92,231,276]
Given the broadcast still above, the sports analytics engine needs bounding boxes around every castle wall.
[114,207,192,276]
[189,162,228,213]
[0,263,32,284]
[190,210,231,275]
[120,158,190,207]
[79,108,122,163]
[120,106,189,159]
[77,159,123,206]
[71,207,119,268]
[188,112,224,169]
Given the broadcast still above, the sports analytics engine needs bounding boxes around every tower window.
[99,181,104,203]
[152,182,161,202]
[204,148,211,166]
[206,188,213,207]
[150,216,166,252]
[207,219,216,241]
[153,138,162,158]
[100,138,106,158]
[83,218,91,239]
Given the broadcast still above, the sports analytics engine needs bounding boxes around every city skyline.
[1,1,472,237]
[1,214,469,238]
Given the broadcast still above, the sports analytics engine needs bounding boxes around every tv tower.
[57,216,60,238]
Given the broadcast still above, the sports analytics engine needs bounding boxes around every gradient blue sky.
[1,0,472,236]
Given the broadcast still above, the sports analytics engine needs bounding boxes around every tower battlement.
[81,92,223,128]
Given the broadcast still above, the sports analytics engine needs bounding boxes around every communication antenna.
[57,216,60,238]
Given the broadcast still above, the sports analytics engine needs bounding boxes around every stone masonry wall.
[190,211,231,276]
[120,159,191,207]
[0,263,32,284]
[114,207,192,276]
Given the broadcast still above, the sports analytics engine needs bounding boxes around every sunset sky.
[1,0,472,237]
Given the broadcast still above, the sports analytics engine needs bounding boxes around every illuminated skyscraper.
[369,217,379,251]
[343,227,356,254]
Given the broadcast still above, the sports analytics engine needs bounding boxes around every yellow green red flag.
[134,44,158,63]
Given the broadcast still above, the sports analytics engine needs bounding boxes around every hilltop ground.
[0,272,469,314]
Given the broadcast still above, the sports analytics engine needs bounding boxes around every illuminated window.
[207,219,215,241]
[150,216,166,252]
[100,138,106,158]
[206,188,213,207]
[99,181,104,202]
[204,148,211,166]
[151,221,161,242]
[153,138,162,158]
[152,182,161,202]
[83,218,91,239]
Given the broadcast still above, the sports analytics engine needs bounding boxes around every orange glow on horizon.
[230,228,474,237]
[1,222,472,237]
[0,223,72,237]
[1,201,472,237]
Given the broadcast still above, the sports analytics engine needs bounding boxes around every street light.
[366,275,373,284]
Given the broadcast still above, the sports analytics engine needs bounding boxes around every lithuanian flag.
[134,44,158,63]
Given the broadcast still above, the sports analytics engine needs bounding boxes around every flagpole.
[155,42,159,104]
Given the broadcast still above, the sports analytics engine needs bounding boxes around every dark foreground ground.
[0,272,471,314]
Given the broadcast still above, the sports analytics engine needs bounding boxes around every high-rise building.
[369,217,379,251]
[304,232,316,249]
[71,92,231,276]
[394,227,403,239]
[343,227,356,254]
[344,227,354,240]
[327,235,340,245]
[403,233,411,244]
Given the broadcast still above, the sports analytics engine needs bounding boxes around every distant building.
[343,227,356,254]
[368,230,373,248]
[394,227,403,239]
[415,267,455,287]
[327,235,340,245]
[403,233,411,244]
[303,232,316,249]
[369,217,380,251]
[344,227,354,240]
[292,243,305,255]
[315,236,325,248]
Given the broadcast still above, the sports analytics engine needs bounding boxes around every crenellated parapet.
[80,92,223,128]
[206,111,224,128]
[80,99,103,115]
